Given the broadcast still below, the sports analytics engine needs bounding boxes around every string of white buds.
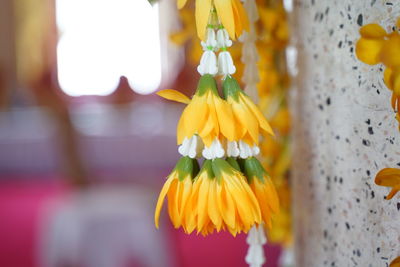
[178,135,203,158]
[216,27,236,76]
[245,224,267,267]
[179,137,259,160]
[202,138,225,159]
[240,2,266,267]
[240,0,260,103]
[198,27,219,76]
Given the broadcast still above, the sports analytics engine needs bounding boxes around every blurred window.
[56,0,161,96]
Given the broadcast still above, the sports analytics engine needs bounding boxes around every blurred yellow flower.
[374,168,400,200]
[177,0,249,40]
[356,19,400,127]
[258,6,289,49]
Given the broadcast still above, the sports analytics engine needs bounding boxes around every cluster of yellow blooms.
[356,19,400,127]
[167,0,293,247]
[154,0,280,236]
[255,0,292,247]
[356,21,400,201]
[355,19,400,267]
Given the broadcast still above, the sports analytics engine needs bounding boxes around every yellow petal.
[197,176,210,231]
[224,174,255,229]
[199,92,219,141]
[264,178,280,214]
[241,94,275,137]
[179,177,192,222]
[232,0,249,36]
[167,179,180,228]
[184,94,209,137]
[214,0,235,40]
[185,178,201,233]
[177,0,188,9]
[387,188,400,200]
[232,102,259,145]
[214,97,236,141]
[154,176,175,228]
[381,33,400,68]
[217,181,236,229]
[237,176,262,222]
[355,38,384,65]
[252,183,272,227]
[207,180,223,230]
[359,23,387,39]
[157,89,191,104]
[195,0,212,40]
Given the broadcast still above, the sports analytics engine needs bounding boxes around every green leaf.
[196,74,219,96]
[174,156,195,181]
[198,159,215,180]
[211,158,235,182]
[222,76,243,101]
[226,157,241,171]
[242,157,268,183]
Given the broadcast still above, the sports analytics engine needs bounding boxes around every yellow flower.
[374,168,400,200]
[157,74,235,147]
[223,76,274,146]
[186,158,262,236]
[390,256,400,267]
[258,6,289,49]
[240,157,280,228]
[177,0,249,40]
[270,108,291,136]
[154,156,199,229]
[355,23,388,65]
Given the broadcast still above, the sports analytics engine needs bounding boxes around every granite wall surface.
[291,1,400,266]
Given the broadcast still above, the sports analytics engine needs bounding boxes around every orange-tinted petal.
[375,168,400,186]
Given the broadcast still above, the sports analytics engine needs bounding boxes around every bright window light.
[56,0,161,96]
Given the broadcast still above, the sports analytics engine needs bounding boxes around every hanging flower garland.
[155,0,280,239]
[355,19,400,267]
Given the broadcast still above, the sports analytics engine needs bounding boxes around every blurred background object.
[0,0,282,266]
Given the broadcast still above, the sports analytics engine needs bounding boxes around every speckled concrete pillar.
[291,1,400,266]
